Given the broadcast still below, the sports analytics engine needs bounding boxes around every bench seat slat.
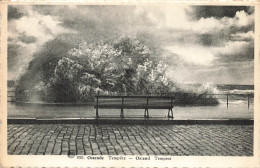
[94,105,173,109]
[95,95,175,99]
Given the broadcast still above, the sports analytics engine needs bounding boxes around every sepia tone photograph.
[6,4,255,158]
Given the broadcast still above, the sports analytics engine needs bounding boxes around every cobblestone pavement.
[8,124,253,156]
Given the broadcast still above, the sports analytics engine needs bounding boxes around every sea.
[7,84,254,119]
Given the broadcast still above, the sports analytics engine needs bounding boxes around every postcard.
[0,1,259,167]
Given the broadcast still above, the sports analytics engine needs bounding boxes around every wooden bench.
[94,95,174,118]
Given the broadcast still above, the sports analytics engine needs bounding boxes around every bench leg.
[120,109,124,118]
[168,108,174,118]
[144,109,149,118]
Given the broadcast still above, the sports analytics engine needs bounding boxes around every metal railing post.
[184,94,186,106]
[147,96,149,117]
[248,94,250,109]
[96,95,99,118]
[121,97,124,118]
[144,96,149,118]
[204,95,207,106]
[227,94,229,108]
[170,97,174,118]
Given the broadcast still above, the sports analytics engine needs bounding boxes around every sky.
[8,5,254,85]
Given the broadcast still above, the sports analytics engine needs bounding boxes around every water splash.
[197,82,220,94]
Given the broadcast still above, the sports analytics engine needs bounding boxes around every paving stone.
[7,124,253,156]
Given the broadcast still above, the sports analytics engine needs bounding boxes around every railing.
[94,93,253,118]
[193,93,254,108]
[95,92,254,108]
[7,90,15,102]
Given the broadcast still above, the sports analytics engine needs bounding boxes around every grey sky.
[8,5,254,85]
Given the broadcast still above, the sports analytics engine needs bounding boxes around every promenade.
[8,123,253,156]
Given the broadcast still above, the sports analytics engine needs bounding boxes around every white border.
[1,1,259,167]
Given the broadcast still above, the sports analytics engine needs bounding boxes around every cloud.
[8,6,27,20]
[12,12,75,44]
[158,6,254,71]
[231,31,254,41]
[165,45,215,65]
[196,33,227,47]
[189,6,254,20]
[168,61,253,85]
[213,41,254,63]
[136,5,254,52]
[180,9,253,34]
[235,10,254,27]
[8,5,76,80]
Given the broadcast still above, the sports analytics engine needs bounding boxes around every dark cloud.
[186,6,255,48]
[32,5,72,16]
[195,23,254,47]
[196,33,226,47]
[230,34,253,42]
[230,24,254,34]
[33,6,119,43]
[8,6,26,20]
[18,33,37,44]
[31,5,156,43]
[217,41,254,63]
[188,6,254,20]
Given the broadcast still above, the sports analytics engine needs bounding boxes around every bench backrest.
[94,95,175,109]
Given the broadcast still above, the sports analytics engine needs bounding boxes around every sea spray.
[197,82,220,94]
[173,82,219,106]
